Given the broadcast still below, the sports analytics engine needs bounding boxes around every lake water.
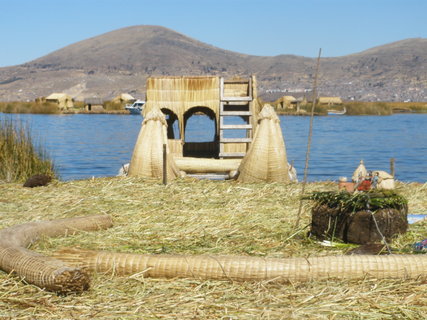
[1,113,426,182]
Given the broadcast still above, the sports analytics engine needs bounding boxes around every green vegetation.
[0,100,130,114]
[274,101,427,116]
[0,101,60,114]
[304,190,408,212]
[0,118,56,183]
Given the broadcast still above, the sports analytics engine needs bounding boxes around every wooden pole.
[163,144,167,185]
[390,158,395,177]
[295,48,322,229]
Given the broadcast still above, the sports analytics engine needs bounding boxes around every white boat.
[125,100,145,115]
[327,107,346,115]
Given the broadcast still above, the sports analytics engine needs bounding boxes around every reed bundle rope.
[174,157,241,173]
[54,248,427,283]
[0,215,112,293]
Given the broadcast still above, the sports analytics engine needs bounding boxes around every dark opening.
[183,106,219,158]
[161,108,180,139]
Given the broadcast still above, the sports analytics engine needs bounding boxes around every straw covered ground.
[1,177,427,319]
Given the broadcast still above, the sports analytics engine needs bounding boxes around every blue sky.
[0,0,426,67]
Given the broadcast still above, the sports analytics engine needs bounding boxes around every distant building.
[275,95,297,109]
[317,97,343,105]
[45,93,74,109]
[111,93,136,104]
[84,98,104,111]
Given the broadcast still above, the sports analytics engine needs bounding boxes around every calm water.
[1,113,426,182]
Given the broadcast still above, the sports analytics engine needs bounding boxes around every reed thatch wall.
[144,77,221,139]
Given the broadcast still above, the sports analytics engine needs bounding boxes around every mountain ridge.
[0,25,426,102]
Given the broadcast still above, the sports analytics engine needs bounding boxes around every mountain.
[0,25,426,102]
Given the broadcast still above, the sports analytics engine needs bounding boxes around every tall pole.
[162,144,167,185]
[295,48,322,229]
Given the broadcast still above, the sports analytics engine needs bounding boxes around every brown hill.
[0,25,426,102]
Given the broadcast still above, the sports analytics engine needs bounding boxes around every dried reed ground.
[0,177,426,319]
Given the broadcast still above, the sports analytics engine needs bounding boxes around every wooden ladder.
[219,77,253,158]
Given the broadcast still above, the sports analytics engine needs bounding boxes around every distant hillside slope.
[0,25,426,102]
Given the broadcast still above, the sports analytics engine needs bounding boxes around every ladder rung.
[224,79,250,84]
[220,111,252,116]
[220,138,252,143]
[223,101,251,106]
[219,152,246,158]
[221,124,252,129]
[187,173,229,180]
[221,97,252,102]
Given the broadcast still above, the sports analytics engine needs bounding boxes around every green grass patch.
[0,118,56,183]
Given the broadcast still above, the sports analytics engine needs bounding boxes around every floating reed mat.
[54,248,427,282]
[0,215,112,293]
[306,191,408,244]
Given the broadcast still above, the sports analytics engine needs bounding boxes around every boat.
[125,100,145,115]
[327,107,346,115]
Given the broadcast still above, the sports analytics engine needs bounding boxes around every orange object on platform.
[357,179,372,191]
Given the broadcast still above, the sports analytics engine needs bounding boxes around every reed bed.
[0,119,56,183]
[275,101,427,116]
[0,101,60,114]
[0,178,426,318]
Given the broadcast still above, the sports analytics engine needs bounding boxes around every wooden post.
[163,144,167,185]
[390,158,395,177]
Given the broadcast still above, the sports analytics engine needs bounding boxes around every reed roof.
[45,93,74,108]
[111,93,135,103]
[318,96,343,104]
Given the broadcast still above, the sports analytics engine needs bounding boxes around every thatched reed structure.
[128,106,181,179]
[0,215,112,293]
[275,95,297,109]
[238,105,290,183]
[317,96,343,105]
[44,93,74,109]
[143,76,260,159]
[144,76,220,140]
[129,76,291,181]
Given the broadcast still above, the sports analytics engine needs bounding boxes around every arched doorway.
[183,106,218,158]
[161,108,182,156]
[161,108,180,140]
